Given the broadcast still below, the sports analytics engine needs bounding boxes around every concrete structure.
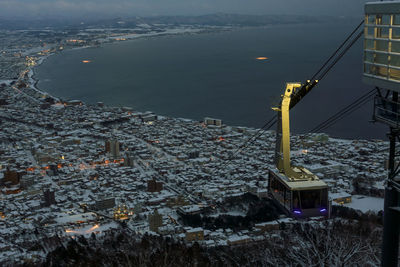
[363,3,400,266]
[364,2,400,92]
[204,117,222,127]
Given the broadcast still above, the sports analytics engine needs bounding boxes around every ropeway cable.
[310,88,376,133]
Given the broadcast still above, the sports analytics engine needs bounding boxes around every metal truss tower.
[374,89,400,266]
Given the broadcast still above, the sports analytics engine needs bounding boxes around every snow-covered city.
[0,18,389,265]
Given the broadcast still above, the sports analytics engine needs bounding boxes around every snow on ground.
[339,195,384,213]
[55,212,97,224]
[64,222,119,237]
[0,80,15,86]
[107,28,202,41]
[22,44,56,56]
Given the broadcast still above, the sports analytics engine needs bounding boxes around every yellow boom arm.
[273,82,318,181]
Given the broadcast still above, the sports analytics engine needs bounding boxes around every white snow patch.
[338,195,384,213]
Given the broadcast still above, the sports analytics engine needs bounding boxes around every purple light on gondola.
[293,210,301,214]
[320,208,327,212]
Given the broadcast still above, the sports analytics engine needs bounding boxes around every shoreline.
[29,55,58,100]
[20,22,385,141]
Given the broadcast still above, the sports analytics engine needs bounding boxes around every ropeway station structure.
[363,2,400,266]
[265,1,400,265]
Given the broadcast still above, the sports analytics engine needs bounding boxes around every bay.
[35,21,387,139]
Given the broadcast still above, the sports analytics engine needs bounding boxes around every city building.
[204,117,222,127]
[188,150,200,159]
[227,234,251,246]
[141,114,157,122]
[114,204,131,220]
[148,209,163,233]
[124,153,135,167]
[330,192,352,205]
[20,176,35,189]
[185,227,204,242]
[147,179,163,192]
[43,189,56,207]
[177,205,203,216]
[95,197,115,210]
[3,168,21,185]
[105,139,120,158]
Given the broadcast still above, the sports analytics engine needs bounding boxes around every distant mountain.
[83,13,337,29]
[0,17,80,30]
[0,13,340,30]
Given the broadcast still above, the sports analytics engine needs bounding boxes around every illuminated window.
[377,27,390,38]
[375,53,389,64]
[365,64,384,77]
[364,3,400,88]
[392,42,400,53]
[391,54,400,67]
[390,68,400,81]
[365,39,375,50]
[368,15,376,25]
[376,40,388,51]
[377,65,388,77]
[393,28,400,39]
[394,15,400,25]
[365,27,375,38]
[364,51,374,63]
[377,14,391,25]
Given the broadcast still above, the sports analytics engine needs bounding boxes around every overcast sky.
[0,0,370,20]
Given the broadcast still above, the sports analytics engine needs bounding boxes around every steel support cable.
[233,116,277,156]
[312,95,374,133]
[289,23,364,111]
[310,88,376,133]
[311,89,375,133]
[310,90,375,133]
[302,29,365,133]
[212,116,277,176]
[311,89,374,132]
[231,115,277,155]
[310,20,364,82]
[317,30,364,81]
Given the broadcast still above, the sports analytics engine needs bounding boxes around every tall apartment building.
[105,139,120,158]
